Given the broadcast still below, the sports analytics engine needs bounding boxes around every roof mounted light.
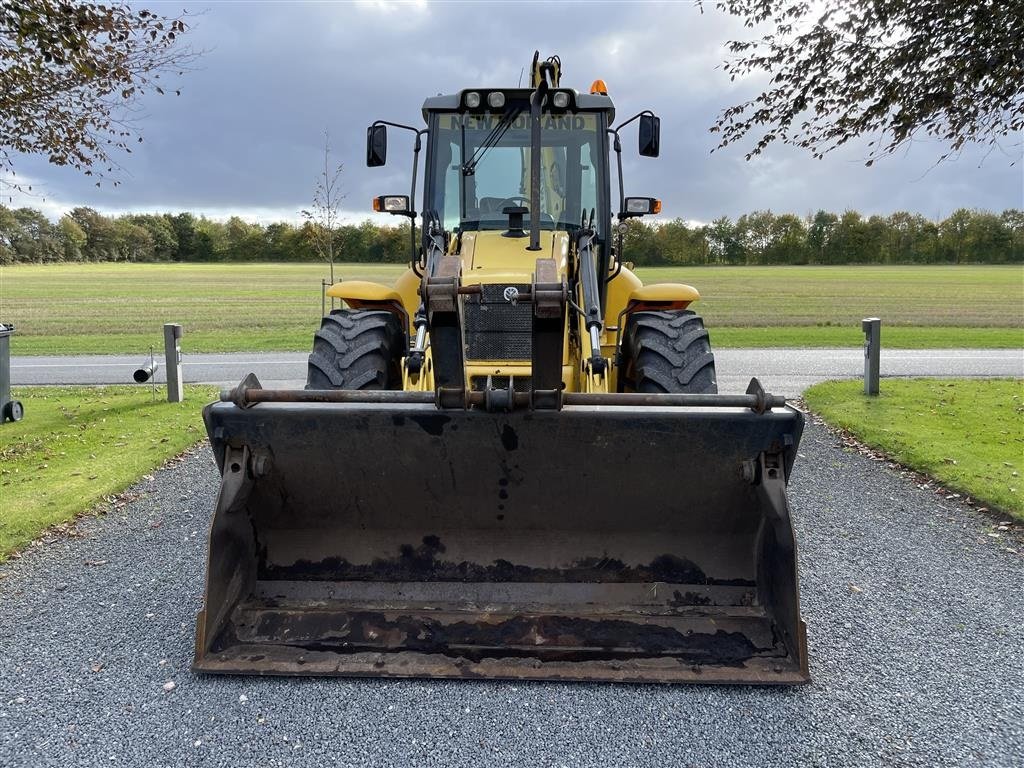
[590,79,608,95]
[464,91,481,109]
[487,92,505,109]
[552,91,570,109]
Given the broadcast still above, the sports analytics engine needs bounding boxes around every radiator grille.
[463,284,532,361]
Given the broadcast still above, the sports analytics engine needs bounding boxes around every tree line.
[1,205,1021,266]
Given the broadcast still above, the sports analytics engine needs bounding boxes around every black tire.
[621,309,718,394]
[306,309,405,390]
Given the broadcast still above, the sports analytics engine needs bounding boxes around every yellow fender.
[626,283,700,312]
[326,280,411,330]
[326,280,403,305]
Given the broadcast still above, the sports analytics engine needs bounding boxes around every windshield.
[427,110,605,235]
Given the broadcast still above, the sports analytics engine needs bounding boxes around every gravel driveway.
[1,421,1021,767]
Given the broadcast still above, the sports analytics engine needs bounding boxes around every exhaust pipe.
[133,360,160,383]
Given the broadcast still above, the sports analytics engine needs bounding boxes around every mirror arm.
[371,120,426,269]
[608,111,654,220]
[408,129,426,269]
[611,110,655,135]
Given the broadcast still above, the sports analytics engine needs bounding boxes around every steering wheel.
[497,196,530,212]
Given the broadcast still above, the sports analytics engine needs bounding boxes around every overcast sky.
[8,0,1024,224]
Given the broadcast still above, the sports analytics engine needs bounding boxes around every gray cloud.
[10,0,1023,222]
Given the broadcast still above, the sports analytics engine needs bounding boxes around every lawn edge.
[796,395,1024,531]
[0,436,210,565]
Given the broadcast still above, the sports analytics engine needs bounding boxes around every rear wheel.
[621,309,718,394]
[306,309,405,390]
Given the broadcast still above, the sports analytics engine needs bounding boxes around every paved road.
[12,348,1023,396]
[1,421,1021,766]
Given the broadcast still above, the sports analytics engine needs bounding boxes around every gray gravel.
[1,421,1022,767]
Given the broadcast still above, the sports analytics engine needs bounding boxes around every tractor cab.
[420,87,614,243]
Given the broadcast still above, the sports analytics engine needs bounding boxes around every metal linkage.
[222,374,786,413]
[576,225,607,376]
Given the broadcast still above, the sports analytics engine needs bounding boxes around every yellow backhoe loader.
[194,53,809,684]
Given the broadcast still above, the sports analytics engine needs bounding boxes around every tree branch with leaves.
[711,0,1024,165]
[0,1,198,190]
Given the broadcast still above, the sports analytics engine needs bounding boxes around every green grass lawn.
[0,385,217,559]
[1,263,1021,355]
[804,379,1024,520]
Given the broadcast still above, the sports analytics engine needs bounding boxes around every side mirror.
[366,124,387,167]
[638,114,660,158]
[373,195,413,217]
[621,197,661,218]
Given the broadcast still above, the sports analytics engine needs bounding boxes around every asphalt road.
[11,348,1023,396]
[1,421,1021,767]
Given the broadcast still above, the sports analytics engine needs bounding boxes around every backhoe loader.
[195,53,808,684]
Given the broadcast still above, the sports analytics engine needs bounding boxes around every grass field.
[805,379,1024,520]
[1,263,1021,355]
[0,385,217,558]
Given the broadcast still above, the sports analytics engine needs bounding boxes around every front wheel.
[306,309,405,390]
[620,309,718,394]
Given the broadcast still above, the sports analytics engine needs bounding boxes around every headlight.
[372,195,411,215]
[487,92,505,109]
[464,91,481,109]
[552,91,570,109]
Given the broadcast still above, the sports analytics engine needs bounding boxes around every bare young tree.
[0,1,198,188]
[302,131,345,284]
[711,0,1024,165]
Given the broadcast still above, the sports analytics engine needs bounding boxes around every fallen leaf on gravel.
[84,559,107,567]
[849,584,863,593]
[91,663,104,673]
[159,659,168,666]
[162,681,176,692]
[142,474,155,481]
[987,533,1001,539]
[148,520,163,529]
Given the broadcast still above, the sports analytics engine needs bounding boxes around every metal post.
[862,317,881,396]
[164,323,184,403]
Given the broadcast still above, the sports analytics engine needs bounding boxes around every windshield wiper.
[461,107,523,176]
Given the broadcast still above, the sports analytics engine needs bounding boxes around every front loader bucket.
[195,396,807,684]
